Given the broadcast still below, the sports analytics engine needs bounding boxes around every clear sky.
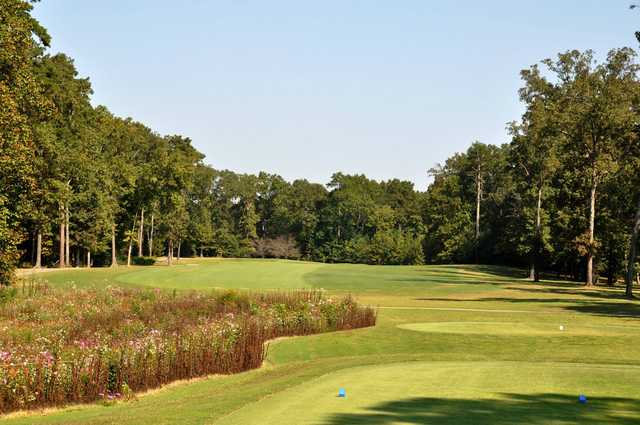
[33,1,638,190]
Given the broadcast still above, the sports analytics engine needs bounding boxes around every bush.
[132,256,156,266]
[253,236,301,259]
[314,231,424,265]
[0,286,16,305]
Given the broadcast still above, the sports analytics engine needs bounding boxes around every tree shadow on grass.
[393,277,515,286]
[398,266,599,288]
[322,393,640,425]
[410,265,526,281]
[412,298,640,318]
[491,286,640,318]
[564,302,640,318]
[414,296,586,303]
[413,282,640,318]
[467,265,528,279]
[509,286,632,301]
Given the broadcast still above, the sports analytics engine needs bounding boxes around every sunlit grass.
[5,259,640,424]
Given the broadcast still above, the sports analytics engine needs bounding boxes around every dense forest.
[1,1,639,295]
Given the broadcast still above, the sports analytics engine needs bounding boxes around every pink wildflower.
[39,351,54,365]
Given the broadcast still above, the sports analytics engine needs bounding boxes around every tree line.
[426,49,640,296]
[1,1,639,296]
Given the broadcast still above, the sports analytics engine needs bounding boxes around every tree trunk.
[177,240,181,262]
[127,239,133,266]
[111,224,117,267]
[35,229,42,269]
[586,182,597,287]
[65,204,70,267]
[87,250,91,268]
[148,213,154,257]
[625,196,640,298]
[138,208,144,257]
[30,231,35,265]
[200,247,203,258]
[167,239,173,266]
[530,188,542,281]
[127,212,138,267]
[534,188,542,281]
[475,173,482,264]
[59,207,65,268]
[607,242,614,286]
[529,263,535,281]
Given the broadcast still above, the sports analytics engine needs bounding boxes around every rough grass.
[4,259,640,424]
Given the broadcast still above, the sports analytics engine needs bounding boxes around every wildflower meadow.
[0,282,376,413]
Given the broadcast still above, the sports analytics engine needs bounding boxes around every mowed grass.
[5,259,640,424]
[218,362,640,425]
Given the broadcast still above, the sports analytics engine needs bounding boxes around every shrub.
[315,231,424,265]
[0,286,16,305]
[253,236,301,259]
[132,256,156,266]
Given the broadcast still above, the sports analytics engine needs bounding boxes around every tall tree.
[157,135,204,265]
[32,53,94,269]
[466,142,499,264]
[270,179,326,257]
[627,197,640,297]
[544,49,639,285]
[508,64,560,280]
[0,0,51,283]
[424,159,474,263]
[622,123,640,297]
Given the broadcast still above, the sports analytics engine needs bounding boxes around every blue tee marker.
[579,395,587,404]
[338,388,346,398]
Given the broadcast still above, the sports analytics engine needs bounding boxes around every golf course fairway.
[5,259,640,425]
[216,361,640,425]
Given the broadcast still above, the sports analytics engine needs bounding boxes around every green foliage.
[131,256,156,266]
[0,0,52,284]
[424,144,507,264]
[0,286,17,305]
[2,0,640,283]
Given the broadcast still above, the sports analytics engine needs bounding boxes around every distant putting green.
[7,259,640,425]
[398,321,640,336]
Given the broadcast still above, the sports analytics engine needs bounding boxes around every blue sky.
[33,1,638,190]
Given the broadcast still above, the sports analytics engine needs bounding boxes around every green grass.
[5,259,640,424]
[217,361,640,425]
